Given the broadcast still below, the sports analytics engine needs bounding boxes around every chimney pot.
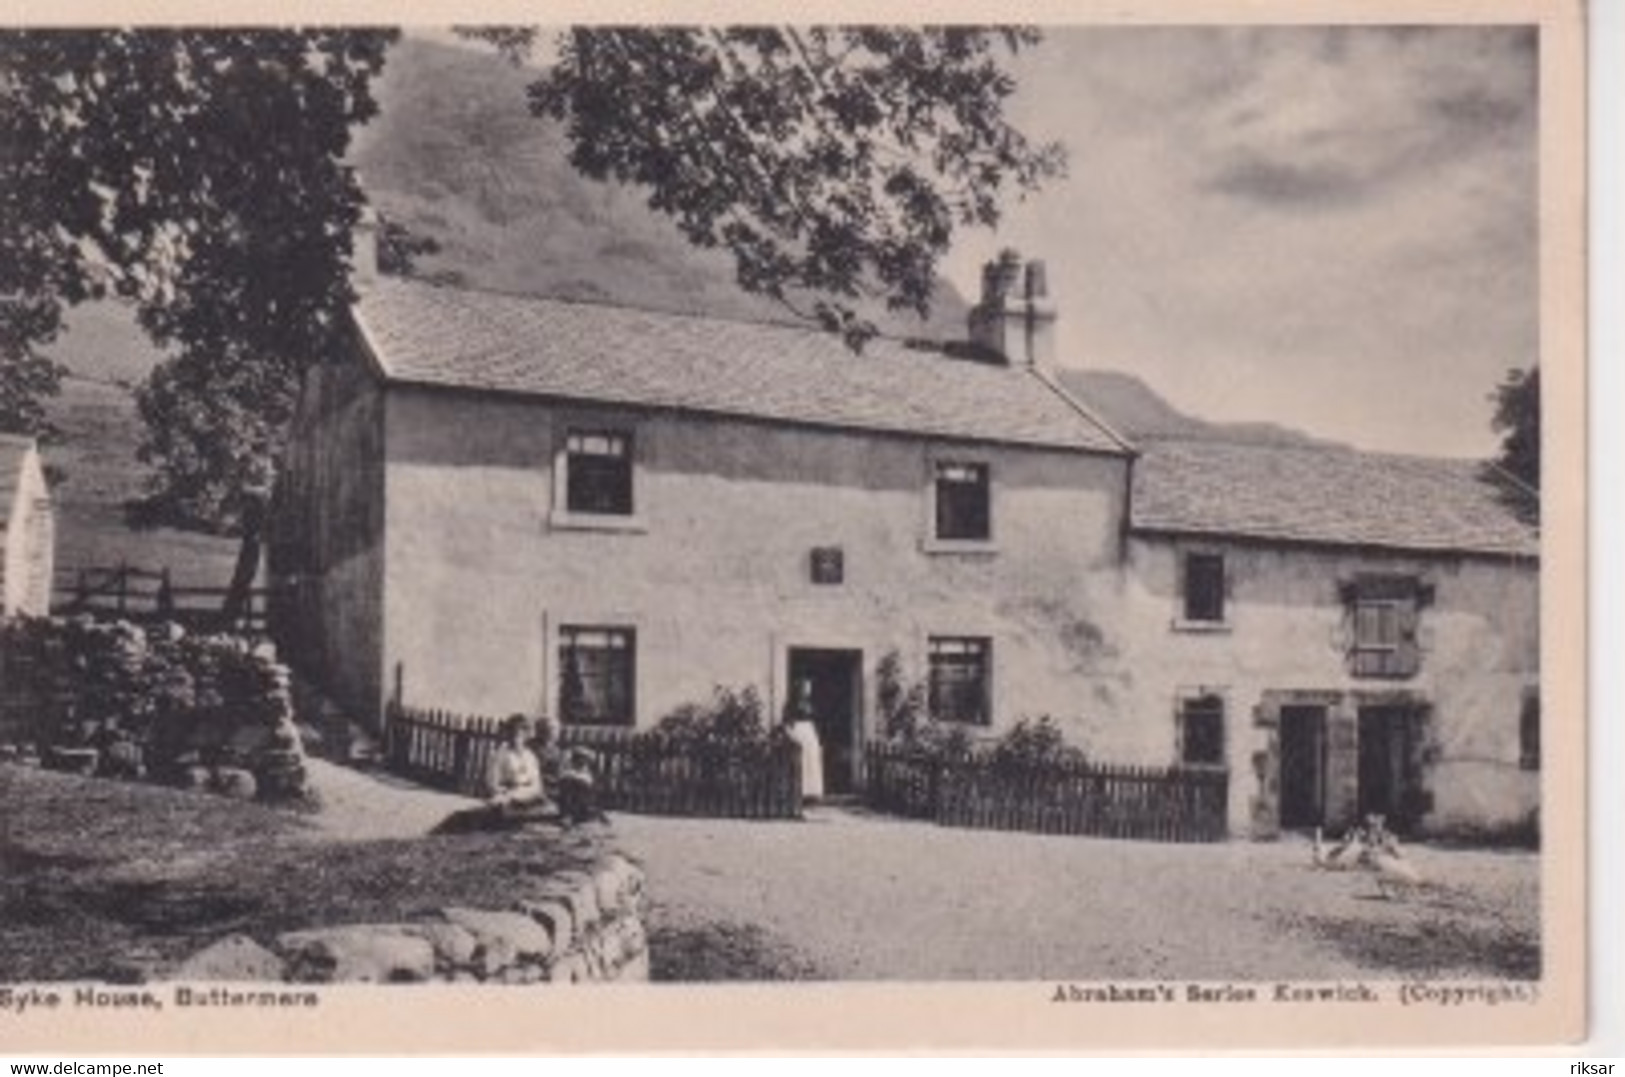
[967,249,1058,370]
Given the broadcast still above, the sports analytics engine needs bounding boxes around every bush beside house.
[0,615,311,804]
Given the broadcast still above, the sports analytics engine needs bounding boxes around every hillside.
[1060,369,1338,448]
[352,37,971,338]
[42,304,244,586]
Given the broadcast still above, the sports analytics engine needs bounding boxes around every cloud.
[944,26,1537,458]
[1204,155,1369,208]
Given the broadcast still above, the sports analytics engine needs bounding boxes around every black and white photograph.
[0,7,1588,1053]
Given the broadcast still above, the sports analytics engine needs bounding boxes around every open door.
[786,648,863,795]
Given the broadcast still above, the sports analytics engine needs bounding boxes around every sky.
[939,26,1539,459]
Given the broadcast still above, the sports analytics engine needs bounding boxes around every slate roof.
[352,278,1129,455]
[1131,438,1539,558]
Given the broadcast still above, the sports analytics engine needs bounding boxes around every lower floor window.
[1179,694,1225,766]
[928,636,991,725]
[558,625,636,726]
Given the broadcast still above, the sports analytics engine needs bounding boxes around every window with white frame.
[933,461,991,542]
[928,636,992,725]
[558,625,636,726]
[563,430,634,517]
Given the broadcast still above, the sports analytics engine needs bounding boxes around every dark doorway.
[1278,705,1328,830]
[1357,705,1422,832]
[786,648,864,795]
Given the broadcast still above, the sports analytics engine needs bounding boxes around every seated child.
[556,747,606,826]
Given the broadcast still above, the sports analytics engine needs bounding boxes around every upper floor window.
[1177,693,1226,767]
[1344,575,1426,679]
[558,625,636,726]
[1182,552,1227,624]
[928,636,992,725]
[565,431,634,516]
[934,461,991,542]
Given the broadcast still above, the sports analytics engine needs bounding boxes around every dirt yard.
[612,808,1540,982]
[0,761,1537,984]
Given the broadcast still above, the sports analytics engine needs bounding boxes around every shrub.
[987,716,1087,769]
[654,685,770,741]
[876,650,926,741]
[0,615,304,800]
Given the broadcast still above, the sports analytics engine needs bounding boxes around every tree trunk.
[221,494,267,628]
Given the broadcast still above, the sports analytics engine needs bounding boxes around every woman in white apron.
[785,680,825,802]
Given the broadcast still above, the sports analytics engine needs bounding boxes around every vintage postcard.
[0,0,1588,1054]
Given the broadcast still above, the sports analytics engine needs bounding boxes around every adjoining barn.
[0,434,56,619]
[1121,438,1540,840]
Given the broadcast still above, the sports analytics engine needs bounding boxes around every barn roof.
[1130,437,1539,558]
[352,278,1131,455]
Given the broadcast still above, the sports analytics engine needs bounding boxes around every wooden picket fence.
[863,741,1229,843]
[384,704,803,819]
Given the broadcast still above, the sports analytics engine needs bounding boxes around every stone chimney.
[352,205,380,290]
[967,249,1057,370]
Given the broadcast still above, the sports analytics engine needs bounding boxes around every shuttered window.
[558,626,636,726]
[1347,577,1423,679]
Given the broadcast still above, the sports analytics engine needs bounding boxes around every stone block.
[514,898,574,955]
[548,953,588,984]
[100,946,172,985]
[276,925,436,984]
[443,907,555,960]
[539,872,601,936]
[210,767,258,800]
[174,934,285,981]
[616,950,651,983]
[404,921,479,968]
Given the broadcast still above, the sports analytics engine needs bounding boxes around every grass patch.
[646,914,824,982]
[0,765,608,982]
[1299,911,1540,980]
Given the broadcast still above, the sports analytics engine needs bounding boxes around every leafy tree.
[1490,365,1539,490]
[3,26,1059,615]
[466,27,1064,347]
[2,28,397,614]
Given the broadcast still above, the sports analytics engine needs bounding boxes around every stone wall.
[158,853,648,985]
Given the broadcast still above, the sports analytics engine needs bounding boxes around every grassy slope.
[352,37,972,339]
[42,306,243,588]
